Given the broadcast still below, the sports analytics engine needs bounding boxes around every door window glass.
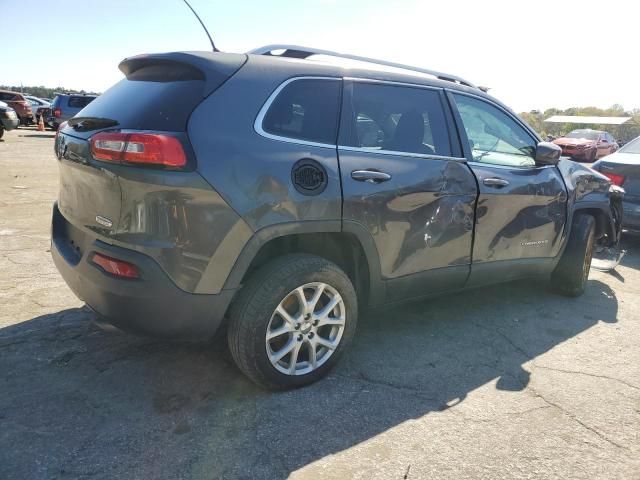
[453,94,536,167]
[343,83,453,157]
[262,79,341,145]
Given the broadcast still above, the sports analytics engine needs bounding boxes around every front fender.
[557,159,623,247]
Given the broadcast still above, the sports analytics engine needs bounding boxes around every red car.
[553,129,618,162]
[0,90,34,125]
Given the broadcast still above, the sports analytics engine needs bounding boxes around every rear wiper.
[68,117,119,132]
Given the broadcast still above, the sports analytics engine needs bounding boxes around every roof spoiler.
[118,51,247,95]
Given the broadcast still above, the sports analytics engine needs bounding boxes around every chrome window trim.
[255,76,468,162]
[254,76,341,149]
[338,145,466,162]
[467,161,555,170]
[344,76,442,92]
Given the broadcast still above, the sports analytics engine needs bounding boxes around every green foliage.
[520,106,640,144]
[0,85,101,100]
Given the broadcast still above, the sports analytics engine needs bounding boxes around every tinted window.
[68,96,96,108]
[453,94,536,167]
[0,92,18,101]
[342,83,452,157]
[262,79,341,145]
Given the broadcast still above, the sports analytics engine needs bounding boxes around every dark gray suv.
[51,46,623,389]
[47,93,97,129]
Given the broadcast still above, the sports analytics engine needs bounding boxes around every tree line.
[519,105,640,144]
[0,85,101,100]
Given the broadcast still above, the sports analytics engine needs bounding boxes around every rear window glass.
[76,76,204,131]
[262,79,341,145]
[68,96,96,108]
[0,92,19,101]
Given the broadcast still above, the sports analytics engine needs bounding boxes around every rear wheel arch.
[224,222,384,308]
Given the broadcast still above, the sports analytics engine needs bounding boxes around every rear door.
[449,92,567,282]
[338,80,478,302]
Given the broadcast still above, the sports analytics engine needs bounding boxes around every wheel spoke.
[309,284,325,313]
[267,324,291,340]
[317,316,345,328]
[288,342,302,374]
[315,336,337,351]
[307,340,317,369]
[294,287,308,314]
[276,305,297,327]
[317,295,341,319]
[270,338,296,363]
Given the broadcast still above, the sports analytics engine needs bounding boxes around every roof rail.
[248,44,478,89]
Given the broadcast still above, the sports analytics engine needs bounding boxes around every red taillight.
[53,108,62,118]
[91,252,140,279]
[602,171,625,186]
[90,132,186,168]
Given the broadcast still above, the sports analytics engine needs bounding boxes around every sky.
[2,0,638,113]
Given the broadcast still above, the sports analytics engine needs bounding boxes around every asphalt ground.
[1,126,638,479]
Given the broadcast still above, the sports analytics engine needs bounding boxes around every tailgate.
[56,131,122,232]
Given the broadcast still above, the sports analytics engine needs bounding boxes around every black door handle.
[483,177,509,188]
[351,170,392,184]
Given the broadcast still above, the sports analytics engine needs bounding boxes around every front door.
[449,93,567,283]
[338,80,478,302]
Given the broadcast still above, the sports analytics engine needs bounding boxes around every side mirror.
[535,141,561,165]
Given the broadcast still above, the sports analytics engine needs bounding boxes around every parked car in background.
[0,101,20,139]
[47,93,97,129]
[553,129,618,162]
[25,95,51,123]
[0,90,34,125]
[50,45,623,390]
[592,135,640,233]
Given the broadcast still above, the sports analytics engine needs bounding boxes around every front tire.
[227,254,358,390]
[551,214,595,297]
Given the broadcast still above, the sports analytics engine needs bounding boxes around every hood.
[553,137,595,146]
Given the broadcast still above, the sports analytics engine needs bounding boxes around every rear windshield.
[77,76,204,131]
[620,137,640,154]
[68,96,96,108]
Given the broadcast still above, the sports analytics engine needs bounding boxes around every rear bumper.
[51,204,236,339]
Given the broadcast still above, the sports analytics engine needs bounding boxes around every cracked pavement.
[1,128,639,479]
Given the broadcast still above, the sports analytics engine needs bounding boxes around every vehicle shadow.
[0,279,618,479]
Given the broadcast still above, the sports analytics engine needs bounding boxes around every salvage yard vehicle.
[553,129,619,162]
[47,93,97,130]
[0,90,34,125]
[0,101,20,139]
[51,45,623,390]
[592,135,640,233]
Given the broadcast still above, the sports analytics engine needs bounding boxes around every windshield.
[620,137,640,154]
[566,130,601,141]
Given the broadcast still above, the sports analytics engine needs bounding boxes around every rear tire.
[551,214,595,297]
[227,254,358,390]
[589,148,597,162]
[0,127,4,139]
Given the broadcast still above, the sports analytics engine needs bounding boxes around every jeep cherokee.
[51,46,623,390]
